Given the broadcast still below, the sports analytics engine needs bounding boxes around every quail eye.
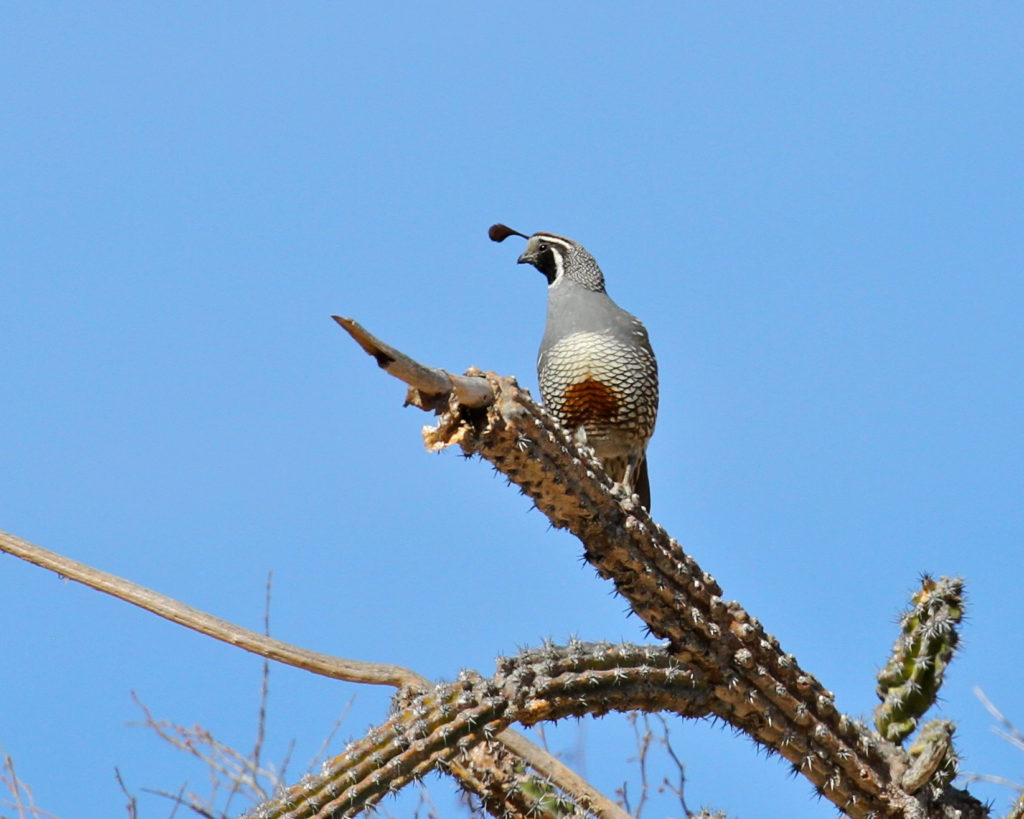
[539,242,549,251]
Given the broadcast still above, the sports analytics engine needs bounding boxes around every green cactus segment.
[517,773,583,818]
[874,576,964,744]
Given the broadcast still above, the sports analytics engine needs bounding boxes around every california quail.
[489,224,658,510]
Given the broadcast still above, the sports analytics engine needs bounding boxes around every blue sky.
[2,4,1022,818]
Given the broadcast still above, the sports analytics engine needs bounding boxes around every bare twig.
[114,768,139,819]
[961,688,1024,817]
[412,785,442,819]
[254,571,274,765]
[626,714,652,819]
[654,715,692,818]
[2,749,27,819]
[308,698,355,774]
[2,748,26,819]
[1,749,61,819]
[131,692,282,806]
[975,687,1024,753]
[142,782,215,819]
[618,714,695,818]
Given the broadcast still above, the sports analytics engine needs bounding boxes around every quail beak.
[517,250,536,266]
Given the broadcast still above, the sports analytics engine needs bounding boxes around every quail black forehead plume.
[488,223,530,243]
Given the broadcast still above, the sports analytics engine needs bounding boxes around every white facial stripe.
[551,247,564,282]
[534,234,573,252]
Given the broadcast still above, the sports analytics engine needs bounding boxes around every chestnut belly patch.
[561,378,619,427]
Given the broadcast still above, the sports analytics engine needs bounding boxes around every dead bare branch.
[333,316,493,410]
[0,747,61,819]
[114,768,139,819]
[974,687,1024,754]
[0,528,426,689]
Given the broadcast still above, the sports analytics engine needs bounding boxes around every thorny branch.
[248,641,710,819]
[325,316,992,819]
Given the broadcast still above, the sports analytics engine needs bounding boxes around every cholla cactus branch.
[453,737,596,819]
[336,317,990,819]
[453,727,634,819]
[902,720,957,796]
[875,576,964,744]
[248,641,709,819]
